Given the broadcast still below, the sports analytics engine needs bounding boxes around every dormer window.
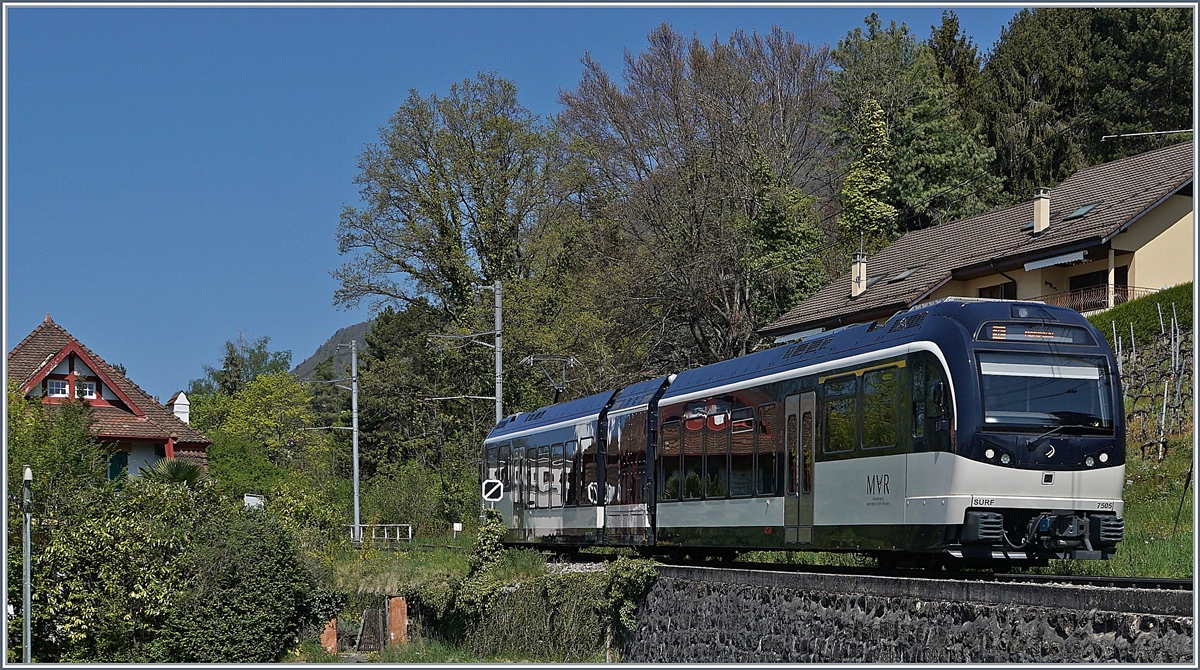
[48,379,69,397]
[77,381,97,399]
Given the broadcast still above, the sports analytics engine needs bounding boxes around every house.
[762,141,1194,341]
[7,315,211,477]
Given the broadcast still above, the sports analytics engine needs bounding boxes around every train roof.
[660,298,1095,402]
[485,389,616,442]
[609,376,673,413]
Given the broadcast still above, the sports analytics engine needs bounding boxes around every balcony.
[1035,285,1160,314]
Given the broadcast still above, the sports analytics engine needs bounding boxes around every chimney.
[1033,187,1051,234]
[167,391,190,424]
[851,252,868,298]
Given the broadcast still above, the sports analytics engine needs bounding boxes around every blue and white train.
[480,298,1125,566]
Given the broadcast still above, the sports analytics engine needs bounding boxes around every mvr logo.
[866,473,890,496]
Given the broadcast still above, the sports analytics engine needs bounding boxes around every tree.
[333,72,555,317]
[222,371,316,467]
[558,24,834,367]
[140,458,210,488]
[187,333,293,432]
[837,99,896,253]
[828,14,998,234]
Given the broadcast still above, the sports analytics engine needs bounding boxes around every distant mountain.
[292,320,373,381]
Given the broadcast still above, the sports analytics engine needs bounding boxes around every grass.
[1031,432,1193,578]
[366,635,611,664]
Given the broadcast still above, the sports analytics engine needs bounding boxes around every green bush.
[23,478,329,662]
[144,507,321,662]
[1088,281,1192,346]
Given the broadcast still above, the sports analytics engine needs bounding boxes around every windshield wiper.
[1026,425,1066,450]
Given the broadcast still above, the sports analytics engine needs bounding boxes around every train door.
[784,392,815,544]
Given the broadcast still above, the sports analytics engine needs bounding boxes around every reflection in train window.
[729,407,755,497]
[682,408,703,500]
[659,421,682,502]
[863,367,899,449]
[757,403,778,495]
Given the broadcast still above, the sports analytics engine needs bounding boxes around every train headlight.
[1085,456,1095,468]
[999,452,1012,465]
[1099,452,1109,464]
[984,448,996,461]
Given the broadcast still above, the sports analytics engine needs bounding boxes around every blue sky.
[5,5,1022,402]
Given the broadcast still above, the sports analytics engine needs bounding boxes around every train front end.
[943,300,1125,563]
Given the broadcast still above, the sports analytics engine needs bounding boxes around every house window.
[978,281,1016,300]
[77,381,97,399]
[47,379,68,397]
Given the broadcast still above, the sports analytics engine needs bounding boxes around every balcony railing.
[1035,285,1160,313]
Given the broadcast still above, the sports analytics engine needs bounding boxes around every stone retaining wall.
[623,567,1194,663]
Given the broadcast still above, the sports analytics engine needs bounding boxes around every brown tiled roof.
[762,141,1195,336]
[6,317,211,447]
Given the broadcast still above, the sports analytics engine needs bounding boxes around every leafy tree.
[187,333,292,432]
[927,10,984,125]
[828,14,997,234]
[6,379,106,520]
[837,99,896,251]
[222,371,316,467]
[977,8,1191,199]
[334,72,554,317]
[559,24,833,366]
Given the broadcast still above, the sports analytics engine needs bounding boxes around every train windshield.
[978,352,1113,431]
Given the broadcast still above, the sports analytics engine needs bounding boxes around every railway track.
[561,551,1192,592]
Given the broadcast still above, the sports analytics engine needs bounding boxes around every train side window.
[659,421,682,502]
[682,406,704,500]
[911,357,927,438]
[729,407,754,497]
[564,440,578,506]
[787,413,799,493]
[498,443,511,492]
[537,445,550,509]
[525,448,536,509]
[705,406,729,498]
[580,437,597,506]
[823,375,858,454]
[801,411,813,494]
[756,403,778,496]
[486,445,499,483]
[551,443,565,508]
[863,367,899,449]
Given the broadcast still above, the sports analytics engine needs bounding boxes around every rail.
[350,523,413,549]
[1035,285,1160,313]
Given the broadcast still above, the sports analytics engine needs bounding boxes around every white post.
[352,339,361,544]
[22,465,32,664]
[1107,248,1115,308]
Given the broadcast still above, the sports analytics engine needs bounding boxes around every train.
[480,297,1125,567]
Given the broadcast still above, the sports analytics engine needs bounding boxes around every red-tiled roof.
[6,316,211,447]
[762,141,1194,336]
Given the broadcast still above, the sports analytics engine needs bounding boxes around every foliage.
[144,507,319,662]
[467,507,506,573]
[559,24,834,368]
[5,381,106,521]
[979,8,1192,200]
[836,98,896,250]
[139,457,210,488]
[27,481,217,661]
[333,71,554,316]
[1087,282,1193,348]
[222,371,316,466]
[22,477,326,662]
[828,13,997,239]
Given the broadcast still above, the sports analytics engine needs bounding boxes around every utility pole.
[22,465,32,664]
[298,342,360,546]
[351,338,361,545]
[426,280,503,425]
